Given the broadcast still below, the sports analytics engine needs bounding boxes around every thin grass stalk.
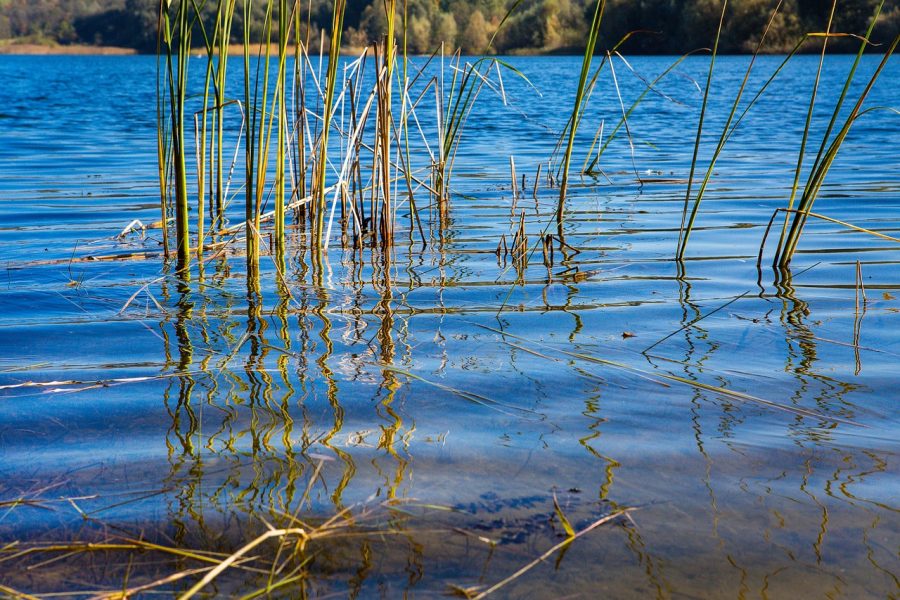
[161,0,194,272]
[777,33,898,266]
[314,0,347,245]
[557,0,607,234]
[676,0,783,260]
[777,6,893,266]
[772,0,838,263]
[675,0,727,262]
[193,0,218,260]
[156,1,171,260]
[583,50,702,175]
[242,0,258,265]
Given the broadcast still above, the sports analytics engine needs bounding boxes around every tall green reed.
[557,0,606,234]
[155,1,171,260]
[314,0,347,245]
[774,3,898,267]
[242,0,258,265]
[212,0,237,231]
[676,0,787,261]
[153,0,532,277]
[158,0,196,271]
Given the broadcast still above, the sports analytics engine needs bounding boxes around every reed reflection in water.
[69,245,887,597]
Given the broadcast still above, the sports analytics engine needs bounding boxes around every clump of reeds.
[435,52,527,207]
[152,0,900,292]
[153,0,529,284]
[772,3,899,267]
[673,0,899,265]
[676,0,781,261]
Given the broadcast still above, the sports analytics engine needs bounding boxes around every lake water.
[1,53,898,597]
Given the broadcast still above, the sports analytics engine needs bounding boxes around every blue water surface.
[0,53,898,597]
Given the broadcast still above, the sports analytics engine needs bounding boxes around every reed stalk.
[194,3,218,261]
[557,0,606,235]
[274,0,292,256]
[676,1,792,261]
[314,0,347,245]
[290,0,311,215]
[155,1,171,260]
[158,0,194,272]
[775,3,896,267]
[251,1,275,267]
[379,0,397,246]
[249,0,293,258]
[242,0,258,266]
[675,0,727,262]
[213,0,237,230]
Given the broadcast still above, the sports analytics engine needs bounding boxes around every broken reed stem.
[178,528,308,600]
[856,260,867,307]
[471,509,630,599]
[510,155,518,205]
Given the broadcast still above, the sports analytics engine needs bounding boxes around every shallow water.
[1,54,899,597]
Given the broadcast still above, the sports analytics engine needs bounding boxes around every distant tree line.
[1,0,898,53]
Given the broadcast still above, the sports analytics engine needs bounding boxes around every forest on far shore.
[1,0,899,54]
